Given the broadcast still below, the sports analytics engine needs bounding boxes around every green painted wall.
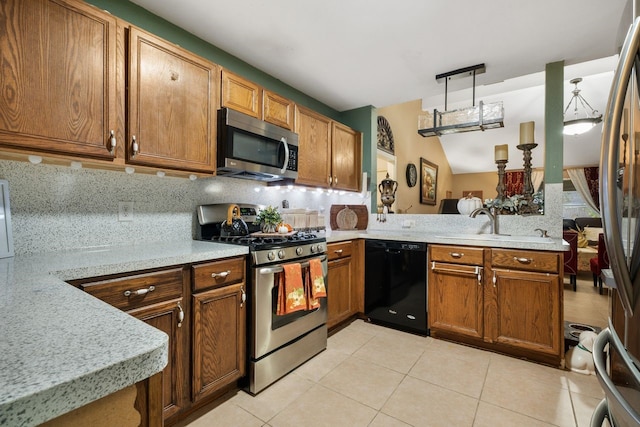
[341,105,377,207]
[545,61,564,184]
[85,0,340,120]
[85,0,374,188]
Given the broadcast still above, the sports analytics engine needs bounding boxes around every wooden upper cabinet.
[331,122,362,191]
[0,0,117,159]
[221,69,260,118]
[263,90,294,130]
[128,27,218,173]
[295,105,332,187]
[221,70,294,130]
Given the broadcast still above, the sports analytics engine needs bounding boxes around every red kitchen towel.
[309,258,327,298]
[277,263,306,315]
[305,267,320,310]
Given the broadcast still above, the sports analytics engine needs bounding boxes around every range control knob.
[310,245,317,253]
[278,250,285,259]
[267,251,276,261]
[296,247,303,256]
[315,244,324,253]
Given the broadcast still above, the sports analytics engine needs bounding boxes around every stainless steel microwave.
[217,108,299,182]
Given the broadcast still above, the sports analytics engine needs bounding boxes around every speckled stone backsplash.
[0,159,369,255]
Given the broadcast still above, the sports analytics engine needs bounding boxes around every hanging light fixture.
[563,77,602,136]
[418,63,504,137]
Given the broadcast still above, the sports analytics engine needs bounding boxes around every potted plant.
[256,205,282,233]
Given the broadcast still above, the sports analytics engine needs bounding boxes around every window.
[562,179,598,218]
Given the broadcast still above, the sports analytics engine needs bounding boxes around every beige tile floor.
[563,271,610,329]
[180,316,606,427]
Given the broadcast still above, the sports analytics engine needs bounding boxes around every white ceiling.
[129,0,629,173]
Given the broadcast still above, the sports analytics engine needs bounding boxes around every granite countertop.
[0,240,248,427]
[325,229,568,251]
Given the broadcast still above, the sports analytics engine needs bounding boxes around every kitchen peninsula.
[0,240,246,426]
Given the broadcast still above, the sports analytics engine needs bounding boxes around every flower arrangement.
[256,205,282,233]
[484,190,544,215]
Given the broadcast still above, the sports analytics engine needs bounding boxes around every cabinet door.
[128,298,187,420]
[327,256,353,329]
[128,27,217,172]
[331,122,362,192]
[0,0,117,159]
[263,90,294,130]
[221,69,260,118]
[488,269,562,357]
[428,262,484,340]
[295,105,332,187]
[192,282,246,402]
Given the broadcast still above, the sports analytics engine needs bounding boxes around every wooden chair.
[589,233,609,294]
[563,231,578,291]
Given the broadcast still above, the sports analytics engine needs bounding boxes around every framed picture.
[420,158,438,205]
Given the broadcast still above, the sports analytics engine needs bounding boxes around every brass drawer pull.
[123,285,155,297]
[334,249,343,254]
[131,135,139,157]
[109,130,116,155]
[449,252,463,258]
[177,302,184,328]
[211,270,231,279]
[514,257,533,264]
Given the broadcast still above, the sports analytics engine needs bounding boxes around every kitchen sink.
[435,233,554,244]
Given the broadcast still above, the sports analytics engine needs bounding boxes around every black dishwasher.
[364,239,428,335]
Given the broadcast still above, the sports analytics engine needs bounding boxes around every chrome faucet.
[469,207,498,234]
[535,228,548,237]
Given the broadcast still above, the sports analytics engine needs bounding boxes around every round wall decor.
[406,163,417,187]
[377,116,394,154]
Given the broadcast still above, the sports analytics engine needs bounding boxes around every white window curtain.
[567,168,600,215]
[531,170,544,193]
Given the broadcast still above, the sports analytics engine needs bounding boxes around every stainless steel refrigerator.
[592,5,640,426]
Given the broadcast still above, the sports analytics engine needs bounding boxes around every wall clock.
[406,163,417,187]
[377,116,394,154]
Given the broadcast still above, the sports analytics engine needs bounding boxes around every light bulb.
[28,155,42,165]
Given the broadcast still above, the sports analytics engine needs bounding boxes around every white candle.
[520,121,535,145]
[494,144,508,161]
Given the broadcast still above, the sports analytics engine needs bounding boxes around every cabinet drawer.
[429,245,484,266]
[328,241,352,261]
[80,268,184,311]
[192,256,245,292]
[491,248,559,273]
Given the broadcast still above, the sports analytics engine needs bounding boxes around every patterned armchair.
[563,231,578,291]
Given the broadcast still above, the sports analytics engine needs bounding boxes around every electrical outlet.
[118,201,134,222]
[402,219,415,228]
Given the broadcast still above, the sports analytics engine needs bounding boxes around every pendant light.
[563,77,602,136]
[418,63,504,137]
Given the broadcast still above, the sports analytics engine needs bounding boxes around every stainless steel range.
[196,204,328,394]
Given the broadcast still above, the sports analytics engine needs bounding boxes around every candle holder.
[517,142,538,214]
[495,159,508,203]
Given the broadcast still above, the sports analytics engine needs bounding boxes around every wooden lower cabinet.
[76,268,189,422]
[428,261,484,340]
[488,268,562,359]
[428,244,563,366]
[327,240,365,329]
[128,298,188,420]
[76,255,249,425]
[192,282,246,403]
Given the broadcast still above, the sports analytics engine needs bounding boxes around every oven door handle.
[259,255,327,275]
